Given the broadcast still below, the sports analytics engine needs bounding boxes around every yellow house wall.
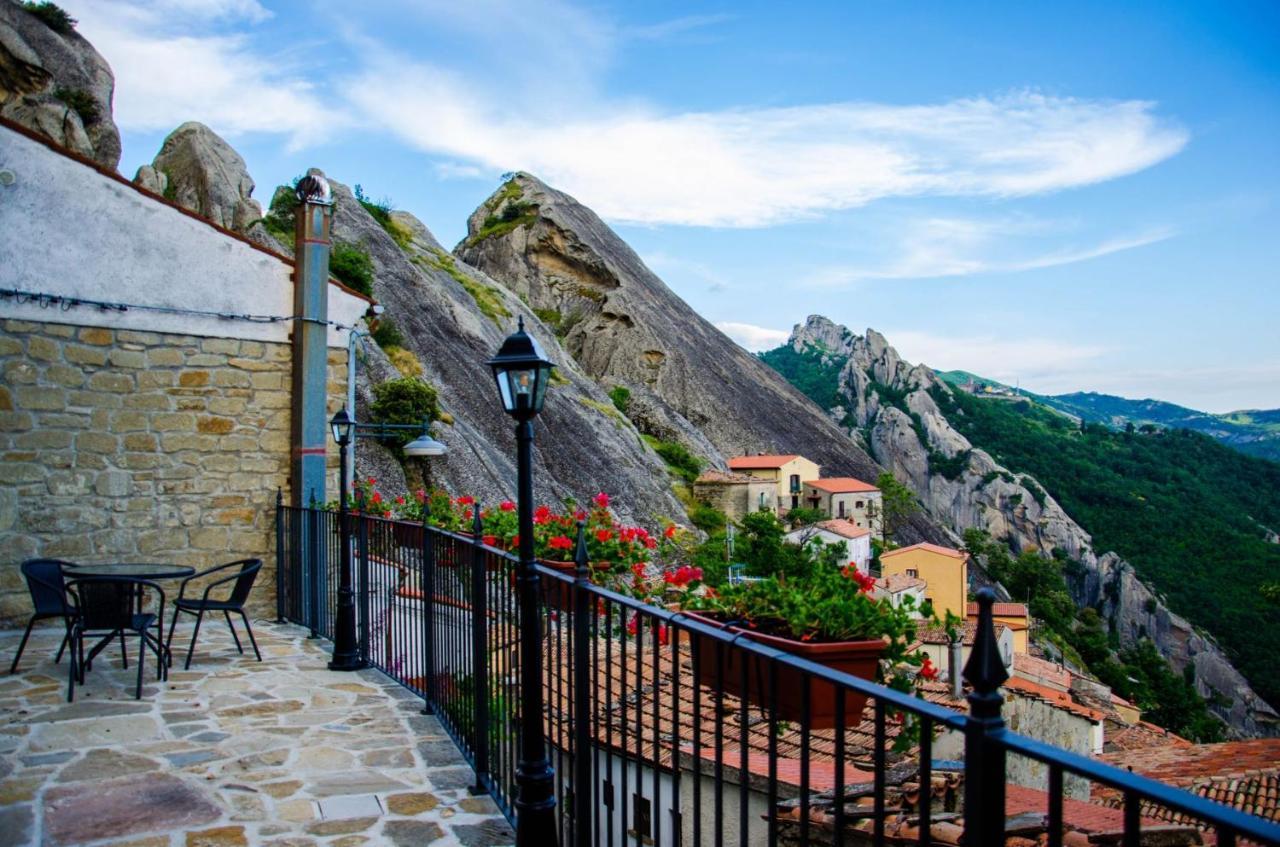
[775,456,820,511]
[880,549,967,622]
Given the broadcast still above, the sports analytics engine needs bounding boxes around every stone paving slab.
[0,621,514,846]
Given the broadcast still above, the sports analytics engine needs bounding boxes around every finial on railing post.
[962,588,1008,845]
[571,518,593,847]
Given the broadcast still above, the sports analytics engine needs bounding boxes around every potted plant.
[679,564,927,729]
[533,493,658,608]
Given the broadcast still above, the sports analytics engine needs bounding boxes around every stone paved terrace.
[0,621,514,847]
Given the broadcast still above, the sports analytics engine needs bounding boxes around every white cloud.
[716,322,791,351]
[624,13,736,40]
[808,218,1174,285]
[65,1,331,147]
[344,69,1188,227]
[884,330,1110,385]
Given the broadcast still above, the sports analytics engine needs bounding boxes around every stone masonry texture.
[0,319,347,625]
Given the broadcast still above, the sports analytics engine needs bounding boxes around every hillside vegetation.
[934,388,1280,707]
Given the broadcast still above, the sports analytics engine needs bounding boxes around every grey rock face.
[790,314,1277,737]
[305,174,687,526]
[456,175,949,544]
[0,1,120,169]
[143,122,263,231]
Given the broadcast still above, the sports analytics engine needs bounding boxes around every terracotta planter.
[684,611,885,729]
[536,559,578,611]
[392,521,424,549]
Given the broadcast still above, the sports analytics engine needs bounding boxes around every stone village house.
[0,116,369,625]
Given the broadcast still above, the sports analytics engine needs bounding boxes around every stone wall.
[0,319,347,624]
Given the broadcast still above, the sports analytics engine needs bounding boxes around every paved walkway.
[0,620,514,847]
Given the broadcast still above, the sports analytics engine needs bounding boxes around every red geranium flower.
[548,535,573,551]
[593,492,610,509]
[664,524,677,539]
[595,528,613,543]
[533,505,552,525]
[455,495,474,506]
[500,500,516,512]
[483,535,498,547]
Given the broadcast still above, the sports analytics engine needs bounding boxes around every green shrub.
[371,317,406,350]
[330,243,375,297]
[370,378,440,456]
[354,184,412,249]
[689,502,728,533]
[23,2,76,32]
[53,87,97,124]
[642,435,702,484]
[420,249,510,325]
[608,385,631,415]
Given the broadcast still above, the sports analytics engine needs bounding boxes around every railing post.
[275,488,286,624]
[307,490,321,639]
[963,588,1009,845]
[572,521,593,847]
[357,502,371,667]
[421,519,435,715]
[470,508,490,795]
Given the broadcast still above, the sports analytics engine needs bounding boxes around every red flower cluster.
[842,565,876,594]
[919,656,939,682]
[548,535,573,551]
[499,500,516,512]
[662,565,703,588]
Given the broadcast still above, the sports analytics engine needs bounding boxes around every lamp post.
[328,408,364,671]
[488,317,557,845]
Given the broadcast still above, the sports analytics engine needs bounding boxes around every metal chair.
[64,577,167,701]
[165,559,263,669]
[9,559,78,674]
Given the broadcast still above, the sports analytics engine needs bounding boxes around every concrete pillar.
[290,172,333,507]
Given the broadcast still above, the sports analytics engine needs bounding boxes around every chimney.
[289,171,333,507]
[949,639,963,699]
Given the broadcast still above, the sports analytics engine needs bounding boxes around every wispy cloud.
[624,13,735,41]
[886,330,1110,383]
[346,78,1189,227]
[67,1,331,148]
[807,217,1173,286]
[715,322,791,351]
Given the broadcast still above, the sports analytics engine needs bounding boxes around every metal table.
[61,563,196,671]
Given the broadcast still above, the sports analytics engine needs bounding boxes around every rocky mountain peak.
[0,0,120,169]
[137,121,263,233]
[790,314,849,354]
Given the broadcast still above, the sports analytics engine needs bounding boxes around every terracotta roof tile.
[874,573,927,593]
[915,620,1007,647]
[1004,676,1106,723]
[966,601,1029,617]
[880,542,967,561]
[1013,653,1074,691]
[694,469,757,485]
[727,454,801,469]
[812,519,871,540]
[1094,740,1280,827]
[803,477,879,494]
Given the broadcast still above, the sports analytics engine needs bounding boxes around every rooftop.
[0,622,512,846]
[966,601,1028,618]
[727,454,802,470]
[914,620,1008,647]
[812,519,872,540]
[693,469,758,485]
[880,542,967,561]
[803,477,879,494]
[874,573,927,593]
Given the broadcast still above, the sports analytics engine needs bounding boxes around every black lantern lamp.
[327,407,363,671]
[488,317,554,418]
[489,317,558,845]
[330,407,354,446]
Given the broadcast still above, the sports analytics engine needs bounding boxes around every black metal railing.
[276,501,1280,847]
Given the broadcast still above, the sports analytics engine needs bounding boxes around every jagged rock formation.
[296,173,689,525]
[456,174,949,544]
[0,1,119,169]
[138,122,263,232]
[788,315,1278,737]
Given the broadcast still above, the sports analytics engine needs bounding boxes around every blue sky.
[66,0,1280,412]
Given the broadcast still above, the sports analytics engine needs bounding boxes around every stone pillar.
[290,172,333,507]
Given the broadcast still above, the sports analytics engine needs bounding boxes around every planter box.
[684,611,884,729]
[392,522,424,549]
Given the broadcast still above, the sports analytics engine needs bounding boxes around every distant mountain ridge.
[935,371,1280,463]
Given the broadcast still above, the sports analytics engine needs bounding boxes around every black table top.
[62,563,196,581]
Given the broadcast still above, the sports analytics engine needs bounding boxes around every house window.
[789,473,801,493]
[791,495,799,510]
[856,500,864,509]
[837,501,845,517]
[906,569,918,578]
[630,794,653,842]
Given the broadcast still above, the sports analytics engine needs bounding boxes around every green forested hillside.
[933,388,1280,707]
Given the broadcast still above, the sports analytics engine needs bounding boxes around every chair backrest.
[67,578,137,631]
[20,559,75,615]
[227,559,262,606]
